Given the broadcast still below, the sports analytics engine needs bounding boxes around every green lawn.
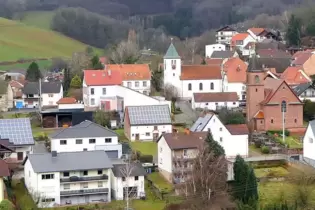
[0,17,101,61]
[19,11,54,30]
[276,136,302,149]
[115,128,128,142]
[254,167,289,178]
[130,141,157,156]
[0,59,52,71]
[147,172,173,193]
[12,180,37,210]
[32,127,57,138]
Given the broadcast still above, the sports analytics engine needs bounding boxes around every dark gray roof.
[211,51,234,59]
[112,163,147,177]
[0,118,34,145]
[190,114,213,132]
[293,83,313,96]
[247,54,263,72]
[50,120,118,139]
[27,150,113,173]
[22,82,62,94]
[126,105,171,125]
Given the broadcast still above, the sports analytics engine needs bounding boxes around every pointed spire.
[164,40,180,59]
[248,53,263,72]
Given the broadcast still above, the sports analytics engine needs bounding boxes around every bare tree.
[164,83,179,101]
[110,40,140,64]
[69,52,91,77]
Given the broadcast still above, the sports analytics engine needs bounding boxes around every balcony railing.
[60,188,109,196]
[60,175,108,183]
[172,155,195,161]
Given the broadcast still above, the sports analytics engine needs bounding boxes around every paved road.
[228,154,288,162]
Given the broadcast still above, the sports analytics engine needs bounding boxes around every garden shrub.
[254,140,262,148]
[261,146,270,154]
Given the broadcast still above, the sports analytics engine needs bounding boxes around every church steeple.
[164,40,180,59]
[248,53,263,72]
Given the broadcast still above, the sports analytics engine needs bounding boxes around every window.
[102,88,106,95]
[83,148,87,151]
[205,103,209,105]
[90,88,94,95]
[255,75,260,83]
[173,73,175,76]
[160,158,163,164]
[135,82,139,87]
[145,132,150,136]
[309,137,313,143]
[122,177,126,181]
[183,149,188,156]
[160,147,163,153]
[60,140,67,145]
[154,126,158,130]
[98,181,103,187]
[219,127,222,131]
[199,83,203,90]
[42,198,55,203]
[271,119,274,124]
[256,88,258,92]
[63,184,70,190]
[220,137,223,142]
[188,83,192,90]
[82,183,88,188]
[42,174,54,180]
[295,119,297,123]
[233,102,236,105]
[171,60,177,69]
[76,139,82,144]
[210,83,214,90]
[63,172,70,177]
[91,98,95,105]
[89,139,96,144]
[135,176,139,181]
[215,102,218,106]
[28,94,34,98]
[261,120,263,124]
[143,81,147,87]
[83,171,88,176]
[17,152,23,161]
[281,101,287,112]
[127,82,132,88]
[105,138,112,143]
[98,170,103,175]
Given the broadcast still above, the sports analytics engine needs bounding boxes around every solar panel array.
[0,118,34,145]
[128,105,171,125]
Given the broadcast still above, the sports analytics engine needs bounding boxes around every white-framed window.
[309,137,313,143]
[90,88,94,95]
[76,139,82,144]
[160,147,163,153]
[48,94,54,97]
[102,88,106,95]
[145,132,150,136]
[220,137,223,142]
[60,140,67,145]
[127,82,132,88]
[143,81,147,87]
[63,172,70,177]
[42,174,54,180]
[89,139,96,144]
[42,198,55,203]
[183,149,188,156]
[91,98,95,105]
[219,127,222,131]
[63,184,70,190]
[135,82,139,87]
[105,138,112,143]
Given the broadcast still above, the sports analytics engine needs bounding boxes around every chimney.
[52,151,57,157]
[184,128,190,135]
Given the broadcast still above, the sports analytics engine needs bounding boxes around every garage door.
[105,150,118,159]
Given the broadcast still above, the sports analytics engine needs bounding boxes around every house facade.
[216,26,238,45]
[192,92,239,110]
[230,33,255,52]
[205,44,226,58]
[303,120,315,167]
[124,105,172,141]
[24,151,113,208]
[0,159,10,203]
[50,120,122,159]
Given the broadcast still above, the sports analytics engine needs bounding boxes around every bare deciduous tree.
[69,52,91,77]
[164,83,179,101]
[110,40,140,64]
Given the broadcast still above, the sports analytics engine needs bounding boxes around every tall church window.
[281,101,287,113]
[188,83,192,91]
[255,75,260,83]
[210,82,214,90]
[199,83,203,91]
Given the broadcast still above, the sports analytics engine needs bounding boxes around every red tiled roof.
[84,70,122,86]
[206,59,224,65]
[231,33,248,42]
[248,28,265,36]
[9,80,23,88]
[225,124,249,135]
[292,52,312,65]
[106,64,151,81]
[223,57,247,83]
[160,132,208,150]
[193,92,239,103]
[257,49,291,58]
[0,159,10,177]
[254,110,264,119]
[280,66,310,85]
[57,97,77,104]
[180,65,222,80]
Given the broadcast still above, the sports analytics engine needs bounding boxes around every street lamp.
[281,100,287,144]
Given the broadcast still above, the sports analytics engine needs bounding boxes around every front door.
[135,134,140,141]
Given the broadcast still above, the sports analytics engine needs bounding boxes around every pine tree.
[205,132,225,157]
[70,75,82,89]
[90,55,104,70]
[25,62,41,82]
[63,68,71,96]
[286,14,301,47]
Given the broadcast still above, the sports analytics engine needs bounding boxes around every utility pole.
[39,78,43,123]
[281,101,286,144]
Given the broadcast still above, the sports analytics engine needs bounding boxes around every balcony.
[172,155,195,162]
[60,175,108,183]
[60,188,109,196]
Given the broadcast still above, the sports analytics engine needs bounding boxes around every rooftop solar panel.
[127,105,171,125]
[0,118,34,145]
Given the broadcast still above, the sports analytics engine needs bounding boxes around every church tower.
[246,53,265,128]
[163,41,182,96]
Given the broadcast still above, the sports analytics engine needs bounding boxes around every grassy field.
[254,167,289,178]
[0,17,101,61]
[147,172,173,193]
[130,141,157,156]
[19,11,54,30]
[0,59,52,71]
[276,136,302,149]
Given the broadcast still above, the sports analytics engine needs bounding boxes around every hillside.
[20,11,54,30]
[0,17,101,61]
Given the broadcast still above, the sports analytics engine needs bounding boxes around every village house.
[293,82,315,102]
[280,66,311,87]
[110,163,146,200]
[163,43,223,99]
[190,114,249,158]
[23,150,113,207]
[192,92,239,110]
[0,81,13,111]
[247,28,279,42]
[56,97,84,110]
[124,105,172,141]
[205,44,226,58]
[291,50,315,76]
[215,26,238,45]
[230,33,255,52]
[246,55,304,131]
[303,120,315,167]
[0,118,34,163]
[50,120,122,159]
[83,70,170,112]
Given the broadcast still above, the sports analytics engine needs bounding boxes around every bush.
[139,154,153,163]
[261,146,270,154]
[0,199,15,210]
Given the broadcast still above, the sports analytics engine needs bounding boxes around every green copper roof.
[164,43,180,59]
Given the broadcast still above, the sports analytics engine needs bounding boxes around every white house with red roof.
[215,26,238,45]
[231,33,255,52]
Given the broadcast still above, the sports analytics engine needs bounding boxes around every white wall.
[51,136,121,157]
[129,124,172,141]
[58,104,84,109]
[112,175,145,200]
[163,58,182,94]
[9,146,32,161]
[216,31,238,44]
[157,136,172,173]
[122,80,151,95]
[205,44,226,58]
[299,88,315,102]
[303,125,315,161]
[42,86,63,107]
[182,79,222,99]
[192,101,239,110]
[225,83,246,101]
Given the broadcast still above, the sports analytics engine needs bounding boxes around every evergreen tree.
[70,75,82,89]
[286,14,301,47]
[244,167,258,203]
[25,62,41,82]
[90,55,104,70]
[63,68,71,96]
[205,132,225,157]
